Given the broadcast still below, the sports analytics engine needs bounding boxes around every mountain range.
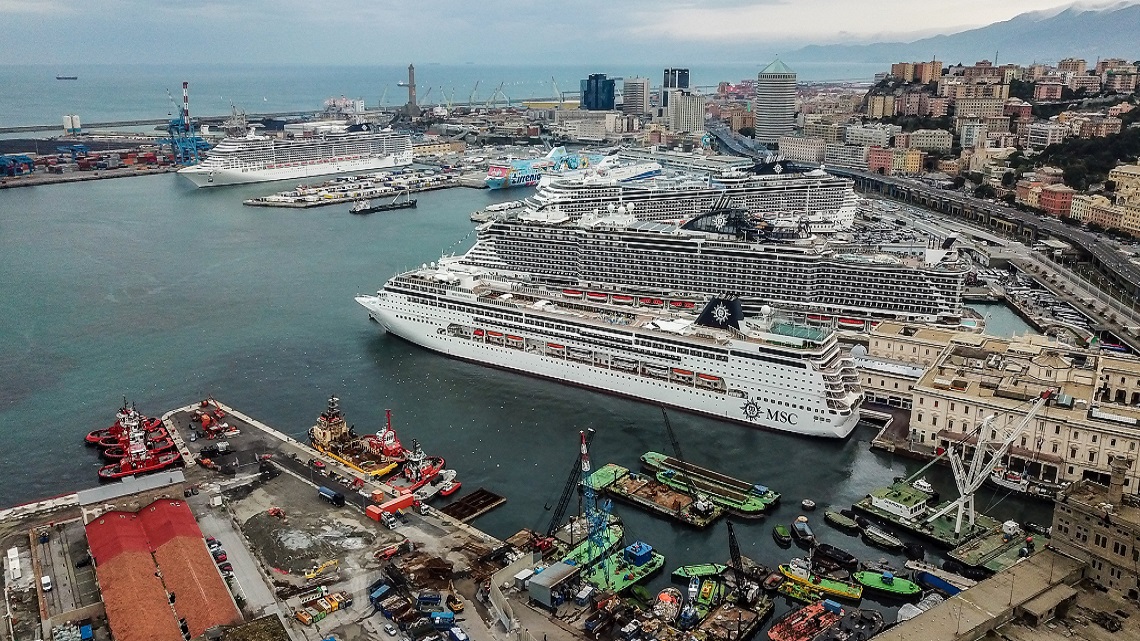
[789,2,1140,66]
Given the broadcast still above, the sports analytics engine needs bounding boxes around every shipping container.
[430,611,455,629]
[366,505,384,521]
[380,493,415,513]
[370,584,392,605]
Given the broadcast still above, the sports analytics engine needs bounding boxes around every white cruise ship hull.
[178,154,406,187]
[357,293,860,439]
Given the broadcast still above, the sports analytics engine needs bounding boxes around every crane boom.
[661,408,715,516]
[726,521,745,602]
[925,389,1054,534]
[545,429,595,537]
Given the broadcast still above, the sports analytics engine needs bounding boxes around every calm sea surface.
[0,170,1046,623]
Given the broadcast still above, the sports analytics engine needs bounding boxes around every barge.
[640,451,779,517]
[586,463,723,528]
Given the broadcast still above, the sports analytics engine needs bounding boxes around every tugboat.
[779,558,862,601]
[85,401,164,446]
[350,191,417,215]
[851,571,921,600]
[389,440,445,493]
[767,600,844,641]
[101,435,176,460]
[98,434,182,481]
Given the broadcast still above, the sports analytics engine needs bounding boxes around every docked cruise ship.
[178,125,412,187]
[523,159,859,229]
[462,207,968,324]
[356,263,863,438]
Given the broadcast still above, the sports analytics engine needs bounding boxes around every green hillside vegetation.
[1036,125,1140,191]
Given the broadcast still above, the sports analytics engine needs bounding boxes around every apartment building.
[777,135,826,163]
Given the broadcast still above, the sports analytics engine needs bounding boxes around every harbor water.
[0,175,1054,623]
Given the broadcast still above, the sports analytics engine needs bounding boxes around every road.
[194,506,281,620]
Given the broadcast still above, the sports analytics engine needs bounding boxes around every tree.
[1063,164,1090,191]
[974,184,996,199]
[1000,171,1017,188]
[1001,193,1017,205]
[952,176,966,189]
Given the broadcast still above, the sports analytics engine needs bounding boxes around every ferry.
[179,124,412,187]
[356,261,863,438]
[484,147,606,190]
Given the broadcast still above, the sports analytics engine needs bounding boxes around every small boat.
[587,292,607,300]
[766,599,844,641]
[652,587,682,622]
[439,480,461,496]
[772,524,792,546]
[824,510,860,534]
[547,343,564,350]
[630,585,652,605]
[807,314,831,322]
[56,75,78,80]
[837,318,865,329]
[349,193,417,214]
[815,608,885,641]
[763,571,785,590]
[791,516,815,546]
[815,544,858,570]
[638,297,664,306]
[671,563,727,580]
[851,571,921,599]
[687,577,700,600]
[611,295,633,304]
[911,477,935,494]
[505,335,523,342]
[697,373,721,382]
[562,289,584,298]
[896,593,944,622]
[473,329,485,337]
[487,331,503,338]
[801,499,817,511]
[861,525,904,552]
[776,580,823,604]
[860,558,900,575]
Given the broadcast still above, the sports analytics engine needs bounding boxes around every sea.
[0,63,1048,624]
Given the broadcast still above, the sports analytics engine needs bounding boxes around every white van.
[40,575,52,592]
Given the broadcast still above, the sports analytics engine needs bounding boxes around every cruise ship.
[523,159,859,229]
[356,264,863,438]
[462,207,967,324]
[178,124,412,187]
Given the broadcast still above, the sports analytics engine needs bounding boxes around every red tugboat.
[389,440,445,493]
[98,433,182,481]
[360,409,408,463]
[85,400,164,446]
[767,600,844,641]
[101,435,176,460]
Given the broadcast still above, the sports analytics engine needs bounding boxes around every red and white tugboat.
[361,409,409,463]
[85,400,164,447]
[389,440,445,493]
[98,432,182,481]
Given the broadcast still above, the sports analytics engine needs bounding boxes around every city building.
[777,135,826,163]
[1068,74,1103,93]
[661,68,689,108]
[906,129,953,152]
[1110,162,1140,202]
[621,77,650,115]
[955,97,1006,119]
[959,121,988,149]
[412,139,465,156]
[580,74,616,111]
[803,120,847,143]
[1026,122,1069,151]
[754,59,797,144]
[1051,460,1140,597]
[824,143,869,169]
[1035,82,1065,101]
[1096,58,1134,75]
[1058,57,1088,74]
[1105,70,1139,93]
[921,94,949,118]
[666,90,706,133]
[1039,183,1075,217]
[1004,97,1033,120]
[845,123,899,147]
[868,146,925,176]
[867,94,897,119]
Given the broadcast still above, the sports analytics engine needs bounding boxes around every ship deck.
[579,549,665,592]
[854,497,1000,548]
[587,463,723,528]
[696,602,765,641]
[948,527,1037,571]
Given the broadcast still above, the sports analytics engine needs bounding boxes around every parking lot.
[33,520,100,618]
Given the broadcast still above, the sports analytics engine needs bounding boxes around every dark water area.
[0,175,1053,625]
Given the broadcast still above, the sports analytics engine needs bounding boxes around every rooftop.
[760,59,796,76]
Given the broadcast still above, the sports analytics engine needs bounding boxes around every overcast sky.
[0,0,1128,65]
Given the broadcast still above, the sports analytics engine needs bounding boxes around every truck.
[429,611,455,629]
[380,493,416,513]
[318,486,346,507]
[448,627,470,641]
[369,584,392,606]
[417,590,442,609]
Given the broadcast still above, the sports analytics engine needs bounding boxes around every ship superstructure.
[523,159,859,229]
[461,207,967,323]
[485,146,607,190]
[179,125,412,187]
[356,263,863,438]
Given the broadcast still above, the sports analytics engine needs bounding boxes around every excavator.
[304,559,339,581]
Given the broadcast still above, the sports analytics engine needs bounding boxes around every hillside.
[790,3,1140,65]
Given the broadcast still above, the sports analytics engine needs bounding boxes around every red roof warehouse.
[85,500,240,641]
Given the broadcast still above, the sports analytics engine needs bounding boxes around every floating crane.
[533,429,595,552]
[726,521,746,602]
[579,430,613,587]
[661,408,716,517]
[924,389,1055,535]
[379,86,389,108]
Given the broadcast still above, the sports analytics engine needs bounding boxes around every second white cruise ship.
[356,261,863,438]
[179,124,412,187]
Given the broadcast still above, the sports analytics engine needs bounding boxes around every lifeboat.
[586,292,607,301]
[487,331,503,338]
[563,289,584,298]
[473,329,485,337]
[611,295,633,304]
[697,373,722,382]
[639,297,656,305]
[838,318,866,329]
[672,369,694,377]
[682,302,696,309]
[807,314,831,322]
[547,343,565,350]
[506,335,523,342]
[669,300,686,308]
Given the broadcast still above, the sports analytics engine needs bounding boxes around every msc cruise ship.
[523,159,859,230]
[462,207,968,325]
[179,125,412,187]
[356,263,863,438]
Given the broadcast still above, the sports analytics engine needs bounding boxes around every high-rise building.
[622,77,650,115]
[755,59,796,145]
[580,74,616,111]
[666,90,705,133]
[662,68,689,108]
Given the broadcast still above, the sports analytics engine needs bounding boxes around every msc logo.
[766,408,798,425]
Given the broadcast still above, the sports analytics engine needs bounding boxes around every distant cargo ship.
[56,76,78,80]
[179,124,412,188]
[484,146,606,190]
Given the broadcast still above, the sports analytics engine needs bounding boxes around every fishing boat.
[772,524,792,546]
[815,544,858,570]
[814,608,885,641]
[791,516,816,546]
[767,600,844,641]
[776,580,823,604]
[350,191,417,214]
[779,559,863,601]
[851,571,921,599]
[672,563,727,581]
[653,587,683,622]
[824,510,860,534]
[861,525,904,552]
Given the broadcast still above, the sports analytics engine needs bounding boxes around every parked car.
[218,562,233,572]
[74,555,92,568]
[384,624,398,637]
[212,550,227,563]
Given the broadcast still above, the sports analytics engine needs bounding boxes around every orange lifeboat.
[473,329,485,337]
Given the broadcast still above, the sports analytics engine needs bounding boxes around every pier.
[242,169,461,209]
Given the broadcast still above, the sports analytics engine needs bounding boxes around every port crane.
[532,429,596,552]
[550,76,565,108]
[726,521,747,602]
[660,408,716,518]
[579,430,613,587]
[468,80,481,106]
[924,389,1055,535]
[379,87,389,108]
[485,82,509,108]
